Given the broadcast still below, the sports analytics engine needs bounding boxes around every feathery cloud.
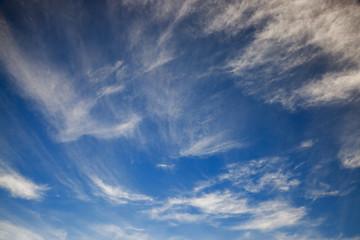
[0,162,49,200]
[94,224,150,240]
[147,190,305,231]
[204,0,360,108]
[0,17,140,143]
[91,176,152,204]
[0,221,66,240]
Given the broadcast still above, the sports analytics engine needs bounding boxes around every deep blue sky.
[1,0,360,239]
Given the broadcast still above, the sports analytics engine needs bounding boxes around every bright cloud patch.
[0,163,49,200]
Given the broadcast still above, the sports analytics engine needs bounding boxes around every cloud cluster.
[146,157,307,231]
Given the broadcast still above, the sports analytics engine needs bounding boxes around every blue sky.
[0,0,360,239]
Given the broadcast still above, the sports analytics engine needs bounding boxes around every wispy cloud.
[180,134,242,157]
[203,0,360,108]
[338,118,360,169]
[87,61,124,83]
[0,221,44,240]
[146,191,247,223]
[232,202,306,231]
[299,139,315,149]
[0,17,141,143]
[0,162,49,200]
[91,176,152,204]
[339,148,360,169]
[294,71,360,106]
[147,190,305,231]
[219,157,300,193]
[94,224,150,240]
[145,156,306,230]
[0,221,66,240]
[156,163,175,170]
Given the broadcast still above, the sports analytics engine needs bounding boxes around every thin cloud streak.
[94,224,150,240]
[180,134,242,157]
[91,176,152,204]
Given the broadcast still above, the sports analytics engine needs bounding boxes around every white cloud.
[96,84,125,98]
[144,51,174,73]
[220,157,300,193]
[147,190,305,231]
[338,123,360,169]
[233,203,306,231]
[204,0,360,108]
[87,61,124,83]
[94,224,150,240]
[294,71,360,106]
[0,162,49,200]
[156,164,175,170]
[0,221,66,240]
[299,139,315,149]
[180,134,242,157]
[0,221,44,240]
[147,191,248,223]
[339,146,360,169]
[146,157,305,230]
[91,176,152,204]
[308,189,341,201]
[0,18,140,143]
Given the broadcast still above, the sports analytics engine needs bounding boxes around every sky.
[0,0,360,239]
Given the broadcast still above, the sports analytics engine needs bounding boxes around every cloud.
[338,118,360,169]
[87,61,124,83]
[180,134,242,157]
[0,17,141,143]
[147,190,305,231]
[0,221,66,240]
[0,221,45,240]
[339,148,360,169]
[219,157,300,193]
[339,141,360,169]
[145,157,305,230]
[0,162,49,200]
[299,139,315,149]
[144,51,174,73]
[233,202,306,231]
[94,224,150,240]
[204,0,360,108]
[156,163,175,170]
[147,191,248,223]
[91,176,152,204]
[96,84,125,98]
